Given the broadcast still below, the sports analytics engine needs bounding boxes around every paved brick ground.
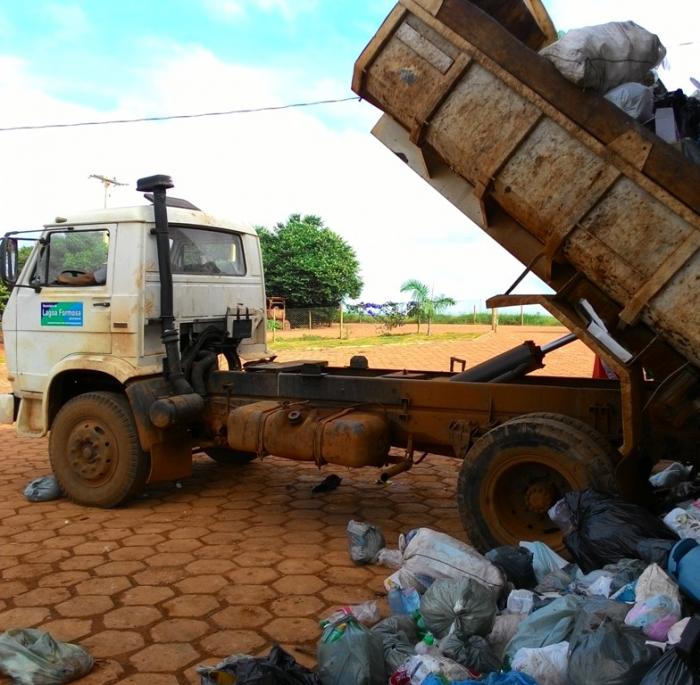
[0,327,592,683]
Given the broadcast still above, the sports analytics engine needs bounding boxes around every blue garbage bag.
[23,476,62,502]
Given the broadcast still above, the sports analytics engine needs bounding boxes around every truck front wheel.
[457,413,616,553]
[49,392,150,508]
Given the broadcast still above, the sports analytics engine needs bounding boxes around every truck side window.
[32,229,110,286]
[169,226,245,276]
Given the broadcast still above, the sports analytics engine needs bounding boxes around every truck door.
[14,226,114,394]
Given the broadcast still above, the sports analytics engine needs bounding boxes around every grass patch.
[269,331,480,352]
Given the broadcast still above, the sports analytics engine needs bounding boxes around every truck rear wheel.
[457,413,616,553]
[204,448,256,466]
[49,392,150,508]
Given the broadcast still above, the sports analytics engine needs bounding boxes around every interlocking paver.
[0,328,590,682]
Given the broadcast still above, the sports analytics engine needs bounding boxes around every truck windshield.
[169,226,245,276]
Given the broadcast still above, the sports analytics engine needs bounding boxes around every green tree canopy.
[257,214,363,308]
[400,278,456,335]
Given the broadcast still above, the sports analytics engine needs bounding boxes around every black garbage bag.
[371,616,418,673]
[568,618,663,685]
[420,577,497,640]
[439,634,501,674]
[564,490,678,573]
[197,645,320,685]
[318,617,386,685]
[639,648,698,685]
[485,547,537,590]
[568,597,630,648]
[637,538,677,566]
[346,520,385,565]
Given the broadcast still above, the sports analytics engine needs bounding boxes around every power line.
[0,96,361,133]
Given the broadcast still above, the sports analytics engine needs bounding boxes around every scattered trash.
[439,634,502,675]
[540,21,666,93]
[506,589,535,615]
[664,508,700,542]
[650,463,693,489]
[487,614,526,661]
[398,653,473,683]
[322,602,380,627]
[667,539,700,603]
[547,499,573,536]
[511,640,569,685]
[420,577,497,640]
[563,490,678,572]
[518,541,568,584]
[485,546,537,590]
[0,629,93,685]
[347,520,386,566]
[23,476,61,503]
[567,618,663,685]
[388,587,421,616]
[602,559,647,594]
[635,563,681,605]
[318,614,386,685]
[429,672,538,685]
[570,569,614,598]
[313,474,342,494]
[625,594,682,641]
[639,647,698,685]
[605,83,654,122]
[377,548,404,570]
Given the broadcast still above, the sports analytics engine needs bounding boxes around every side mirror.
[0,237,19,287]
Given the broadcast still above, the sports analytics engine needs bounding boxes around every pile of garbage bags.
[539,21,700,165]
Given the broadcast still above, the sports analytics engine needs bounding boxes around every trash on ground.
[198,645,320,684]
[388,587,421,616]
[547,499,573,535]
[667,539,700,603]
[317,614,386,685]
[567,618,663,685]
[487,614,526,662]
[650,463,694,489]
[511,640,569,685]
[312,474,342,493]
[371,616,419,674]
[377,548,404,570]
[23,476,62,503]
[664,508,700,542]
[518,542,568,584]
[439,634,501,675]
[639,646,698,685]
[506,589,535,615]
[635,563,681,605]
[322,602,380,627]
[347,520,386,566]
[396,653,474,683]
[420,577,497,640]
[624,594,682,641]
[563,490,678,572]
[540,21,666,92]
[0,629,93,685]
[485,546,537,590]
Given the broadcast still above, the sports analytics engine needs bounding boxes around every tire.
[204,448,256,466]
[49,392,150,508]
[457,413,617,553]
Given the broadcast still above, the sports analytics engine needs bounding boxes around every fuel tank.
[227,401,391,468]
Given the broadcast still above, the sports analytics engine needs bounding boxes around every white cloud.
[44,3,90,37]
[202,0,318,22]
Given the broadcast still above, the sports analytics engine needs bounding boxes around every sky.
[0,0,697,309]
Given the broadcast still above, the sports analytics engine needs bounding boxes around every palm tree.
[400,279,456,335]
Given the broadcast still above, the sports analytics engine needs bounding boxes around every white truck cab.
[2,185,267,441]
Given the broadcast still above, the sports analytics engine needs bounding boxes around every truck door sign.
[40,302,84,327]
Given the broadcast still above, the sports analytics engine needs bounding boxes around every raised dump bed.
[353,0,700,378]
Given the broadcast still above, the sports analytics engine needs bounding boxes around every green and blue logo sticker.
[41,302,83,327]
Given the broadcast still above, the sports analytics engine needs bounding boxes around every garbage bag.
[485,546,537,590]
[511,641,569,685]
[318,616,386,685]
[346,520,385,565]
[567,618,663,685]
[448,672,539,685]
[534,564,578,594]
[439,634,501,674]
[540,21,666,93]
[664,508,700,542]
[23,476,62,503]
[420,577,497,640]
[635,563,681,604]
[650,463,693,489]
[564,490,678,573]
[639,647,698,685]
[547,498,573,535]
[401,654,473,682]
[399,529,505,594]
[487,613,525,661]
[506,589,534,614]
[519,542,568,584]
[637,538,677,567]
[605,83,654,122]
[625,594,681,641]
[371,616,418,673]
[505,594,583,661]
[198,645,320,685]
[0,629,93,685]
[667,539,700,603]
[567,597,629,649]
[568,569,614,597]
[602,558,648,593]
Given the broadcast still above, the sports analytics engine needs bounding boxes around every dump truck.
[0,0,698,552]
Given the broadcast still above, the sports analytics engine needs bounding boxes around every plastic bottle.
[415,632,439,656]
[411,609,428,637]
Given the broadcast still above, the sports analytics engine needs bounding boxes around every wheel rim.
[479,449,585,550]
[66,420,119,487]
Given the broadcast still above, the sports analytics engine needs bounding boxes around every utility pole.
[89,174,128,208]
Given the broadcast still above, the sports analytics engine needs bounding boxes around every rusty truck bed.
[353,0,700,377]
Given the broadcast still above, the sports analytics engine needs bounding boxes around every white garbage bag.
[512,641,569,685]
[541,22,666,92]
[605,83,654,123]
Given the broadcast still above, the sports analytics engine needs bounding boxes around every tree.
[400,278,456,335]
[257,214,363,308]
